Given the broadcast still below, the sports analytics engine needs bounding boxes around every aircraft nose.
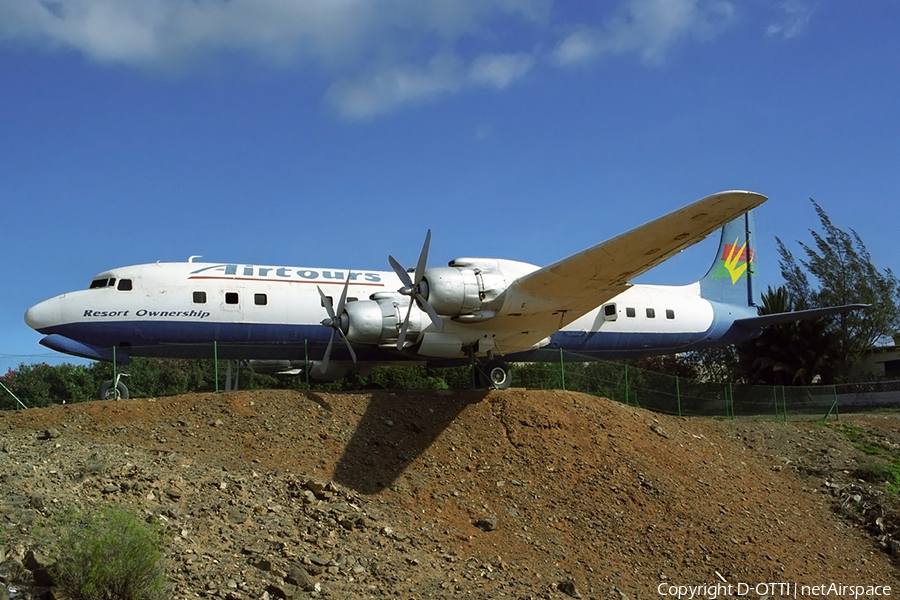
[24,297,61,331]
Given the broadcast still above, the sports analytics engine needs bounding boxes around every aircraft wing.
[499,191,768,337]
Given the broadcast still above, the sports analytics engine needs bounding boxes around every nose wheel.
[97,377,129,400]
[476,359,511,390]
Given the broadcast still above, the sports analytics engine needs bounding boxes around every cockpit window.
[89,278,116,289]
[117,279,133,291]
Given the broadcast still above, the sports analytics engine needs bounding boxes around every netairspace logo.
[657,582,891,599]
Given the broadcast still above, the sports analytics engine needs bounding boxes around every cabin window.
[225,292,239,305]
[626,307,636,318]
[254,293,267,306]
[193,291,207,304]
[602,303,617,322]
[646,308,656,318]
[321,296,333,308]
[320,296,356,307]
[117,279,133,291]
[666,309,675,320]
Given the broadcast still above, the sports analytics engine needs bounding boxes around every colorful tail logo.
[714,239,753,285]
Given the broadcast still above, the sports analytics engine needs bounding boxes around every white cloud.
[326,51,536,119]
[553,0,736,67]
[766,1,813,40]
[468,53,535,89]
[326,54,464,120]
[0,0,741,118]
[0,0,548,68]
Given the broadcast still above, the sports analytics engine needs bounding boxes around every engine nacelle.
[342,294,424,346]
[422,258,536,319]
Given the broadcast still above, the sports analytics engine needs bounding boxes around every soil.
[1,388,899,599]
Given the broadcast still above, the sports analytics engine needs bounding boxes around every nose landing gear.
[97,373,129,400]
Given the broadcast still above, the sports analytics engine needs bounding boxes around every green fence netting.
[3,345,899,419]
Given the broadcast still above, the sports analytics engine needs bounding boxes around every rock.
[266,582,297,599]
[24,550,54,586]
[650,424,669,439]
[474,516,498,532]
[558,578,581,598]
[0,559,26,584]
[286,564,315,592]
[305,480,327,497]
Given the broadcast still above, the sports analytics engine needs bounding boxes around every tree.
[775,199,900,380]
[736,285,837,384]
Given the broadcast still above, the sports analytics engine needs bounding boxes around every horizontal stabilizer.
[733,304,869,329]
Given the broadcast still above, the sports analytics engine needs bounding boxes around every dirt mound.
[1,389,898,599]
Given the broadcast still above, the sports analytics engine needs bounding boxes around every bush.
[1,363,101,407]
[49,505,168,600]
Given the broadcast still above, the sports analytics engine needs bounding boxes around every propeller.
[317,274,357,374]
[388,229,443,350]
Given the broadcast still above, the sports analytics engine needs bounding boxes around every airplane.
[23,190,864,399]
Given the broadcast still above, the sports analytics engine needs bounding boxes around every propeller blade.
[319,329,334,374]
[390,229,444,349]
[388,255,414,289]
[396,299,415,350]
[414,229,431,284]
[338,328,358,363]
[417,293,443,331]
[335,273,351,316]
[316,276,357,374]
[318,286,336,320]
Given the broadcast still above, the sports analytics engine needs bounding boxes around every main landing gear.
[475,358,512,390]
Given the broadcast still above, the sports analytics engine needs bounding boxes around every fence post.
[624,364,630,406]
[559,349,566,391]
[304,339,310,390]
[833,384,840,421]
[773,386,779,420]
[675,375,682,417]
[729,382,735,420]
[781,385,787,423]
[0,379,28,410]
[214,341,219,393]
[823,384,840,422]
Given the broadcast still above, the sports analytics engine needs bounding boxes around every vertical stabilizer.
[699,211,756,307]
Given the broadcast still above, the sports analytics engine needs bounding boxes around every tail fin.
[699,211,756,307]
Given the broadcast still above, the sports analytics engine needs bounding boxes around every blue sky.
[2,0,899,372]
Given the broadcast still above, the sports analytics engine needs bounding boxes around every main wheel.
[97,380,129,400]
[477,359,511,390]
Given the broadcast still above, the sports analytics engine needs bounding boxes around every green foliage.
[855,463,900,494]
[118,358,217,397]
[831,423,900,495]
[367,366,450,390]
[511,362,564,390]
[736,285,838,385]
[48,505,168,600]
[776,199,900,381]
[0,363,101,408]
[681,346,741,383]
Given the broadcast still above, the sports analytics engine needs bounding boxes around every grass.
[830,423,900,494]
